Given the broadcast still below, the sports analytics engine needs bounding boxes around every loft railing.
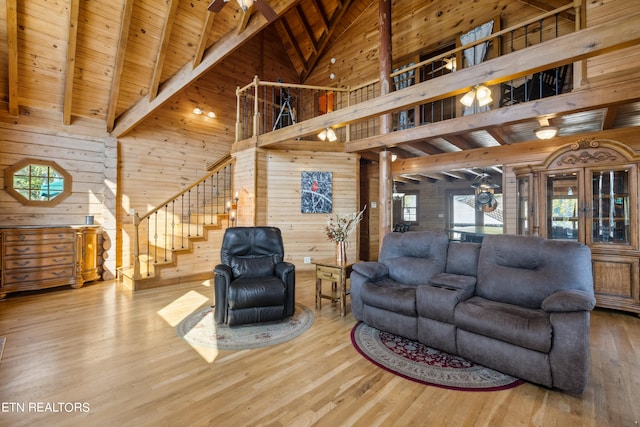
[132,156,234,279]
[236,77,350,141]
[235,3,579,143]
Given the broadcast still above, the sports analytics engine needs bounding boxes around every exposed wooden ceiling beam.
[299,0,353,81]
[405,141,444,155]
[63,0,80,125]
[149,0,180,101]
[348,80,640,154]
[278,19,306,73]
[193,12,216,68]
[6,0,18,117]
[602,104,619,130]
[485,127,509,145]
[310,0,329,33]
[255,14,640,148]
[112,0,301,137]
[443,134,477,151]
[295,5,318,55]
[106,0,135,132]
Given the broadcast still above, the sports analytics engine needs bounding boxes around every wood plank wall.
[253,149,359,271]
[0,121,116,280]
[586,0,640,87]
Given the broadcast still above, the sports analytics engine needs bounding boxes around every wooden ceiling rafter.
[112,0,303,137]
[294,6,318,56]
[298,0,353,81]
[442,134,477,151]
[193,12,216,68]
[106,0,135,132]
[62,0,80,125]
[310,0,329,33]
[149,0,180,101]
[6,0,19,117]
[602,104,619,130]
[238,8,253,33]
[485,127,509,145]
[278,17,306,74]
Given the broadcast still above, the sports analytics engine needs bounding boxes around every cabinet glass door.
[589,168,631,245]
[546,172,579,240]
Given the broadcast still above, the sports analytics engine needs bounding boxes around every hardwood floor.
[1,271,639,427]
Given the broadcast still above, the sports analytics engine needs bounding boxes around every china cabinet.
[515,139,640,314]
[0,225,101,299]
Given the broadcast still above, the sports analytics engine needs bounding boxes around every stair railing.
[132,156,234,279]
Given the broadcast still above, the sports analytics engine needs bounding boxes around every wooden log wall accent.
[0,123,116,280]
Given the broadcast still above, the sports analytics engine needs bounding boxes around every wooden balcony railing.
[235,2,579,143]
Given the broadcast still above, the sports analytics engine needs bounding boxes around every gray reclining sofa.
[350,231,596,394]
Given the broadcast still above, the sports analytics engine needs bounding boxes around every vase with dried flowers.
[324,206,366,264]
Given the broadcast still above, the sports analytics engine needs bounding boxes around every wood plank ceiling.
[1,0,639,180]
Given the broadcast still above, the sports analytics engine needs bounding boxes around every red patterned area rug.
[351,322,523,392]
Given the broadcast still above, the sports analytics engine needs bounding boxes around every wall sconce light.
[193,106,216,118]
[534,118,558,139]
[318,127,337,142]
[460,84,492,107]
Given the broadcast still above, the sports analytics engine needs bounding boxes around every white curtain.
[460,21,494,115]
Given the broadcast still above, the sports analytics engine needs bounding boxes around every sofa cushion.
[231,255,275,279]
[476,235,593,309]
[445,242,481,276]
[361,278,417,317]
[379,231,449,285]
[455,296,552,353]
[428,272,476,290]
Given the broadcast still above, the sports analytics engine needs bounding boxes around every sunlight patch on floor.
[191,344,219,363]
[157,290,209,327]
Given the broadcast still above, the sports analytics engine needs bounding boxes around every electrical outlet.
[304,257,311,264]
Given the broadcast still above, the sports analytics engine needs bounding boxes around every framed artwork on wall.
[301,171,332,213]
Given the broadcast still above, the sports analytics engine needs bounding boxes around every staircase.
[120,157,235,290]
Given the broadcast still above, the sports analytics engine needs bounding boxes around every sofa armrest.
[214,264,233,282]
[352,261,389,282]
[275,261,295,281]
[542,289,596,312]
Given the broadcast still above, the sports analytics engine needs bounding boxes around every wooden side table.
[314,258,356,317]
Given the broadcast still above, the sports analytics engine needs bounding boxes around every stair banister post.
[132,212,141,279]
[253,75,260,139]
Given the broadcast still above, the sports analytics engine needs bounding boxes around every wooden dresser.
[0,226,101,299]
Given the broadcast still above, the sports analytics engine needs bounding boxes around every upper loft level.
[233,3,640,169]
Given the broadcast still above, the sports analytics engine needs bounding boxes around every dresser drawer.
[2,266,75,286]
[3,230,75,243]
[4,242,75,256]
[3,254,74,270]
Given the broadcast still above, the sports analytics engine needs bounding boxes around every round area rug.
[351,322,523,391]
[177,303,314,350]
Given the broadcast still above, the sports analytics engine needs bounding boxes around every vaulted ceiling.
[1,0,639,171]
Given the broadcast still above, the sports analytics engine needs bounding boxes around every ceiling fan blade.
[208,0,227,13]
[254,0,278,22]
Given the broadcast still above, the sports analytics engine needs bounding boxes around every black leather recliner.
[214,227,295,326]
